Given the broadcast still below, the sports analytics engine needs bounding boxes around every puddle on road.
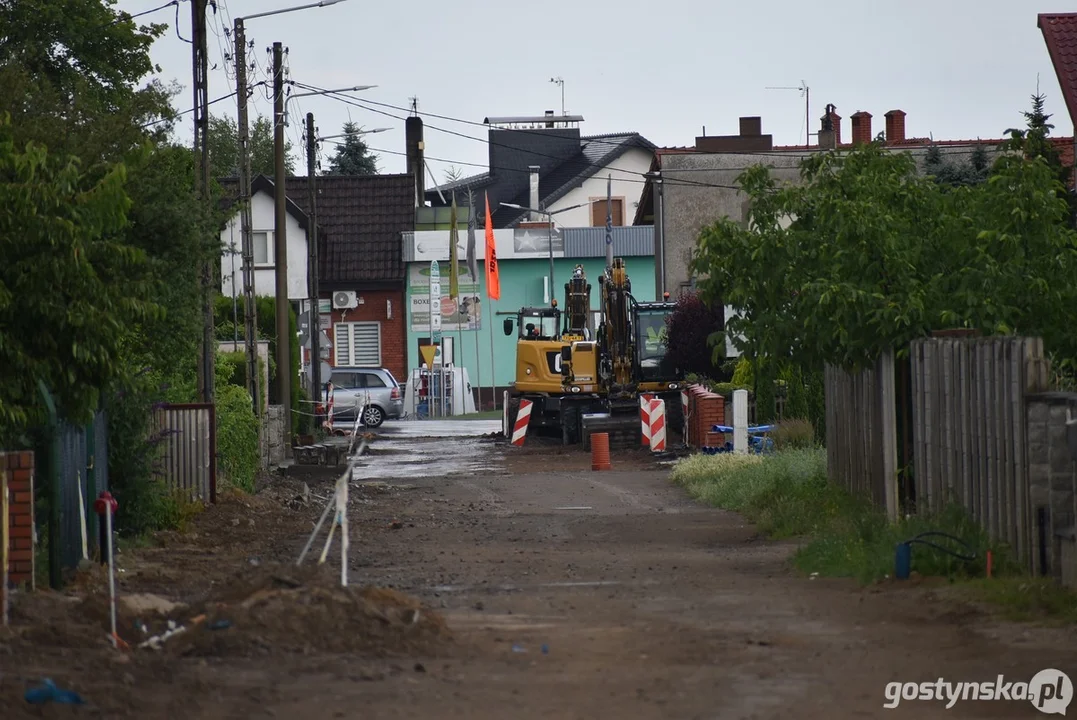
[360,429,506,479]
[377,419,503,439]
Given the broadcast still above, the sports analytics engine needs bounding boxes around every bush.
[215,354,259,493]
[671,448,840,537]
[772,419,815,450]
[673,446,1011,584]
[665,291,726,377]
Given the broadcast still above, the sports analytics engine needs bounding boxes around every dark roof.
[426,131,656,228]
[219,173,415,286]
[1040,13,1077,125]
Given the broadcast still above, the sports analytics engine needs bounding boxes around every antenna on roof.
[551,76,568,115]
[409,96,419,117]
[765,80,810,145]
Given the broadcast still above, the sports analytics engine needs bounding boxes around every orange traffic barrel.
[591,432,611,471]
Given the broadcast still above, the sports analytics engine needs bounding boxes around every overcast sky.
[115,0,1070,183]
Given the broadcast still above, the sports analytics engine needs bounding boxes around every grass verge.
[671,448,1077,622]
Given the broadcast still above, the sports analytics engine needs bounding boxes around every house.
[635,111,1076,357]
[1039,12,1077,176]
[218,174,416,383]
[402,224,656,408]
[415,112,656,230]
[219,175,311,303]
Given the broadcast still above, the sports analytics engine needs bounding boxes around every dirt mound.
[167,564,451,658]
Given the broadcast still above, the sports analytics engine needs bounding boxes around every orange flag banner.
[484,192,500,301]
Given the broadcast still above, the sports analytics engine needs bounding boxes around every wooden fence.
[824,350,898,519]
[824,336,1065,576]
[910,336,1049,570]
[154,403,216,503]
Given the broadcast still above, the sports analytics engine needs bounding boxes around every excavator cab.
[505,306,564,395]
[633,300,680,389]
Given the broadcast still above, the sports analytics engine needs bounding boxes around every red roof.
[1039,13,1077,126]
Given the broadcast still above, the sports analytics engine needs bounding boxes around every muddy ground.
[1,420,1074,719]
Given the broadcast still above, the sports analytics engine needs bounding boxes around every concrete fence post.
[733,389,749,453]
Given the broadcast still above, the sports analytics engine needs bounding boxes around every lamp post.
[283,86,377,128]
[500,201,589,303]
[233,0,349,455]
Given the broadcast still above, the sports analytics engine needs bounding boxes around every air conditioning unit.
[332,290,358,309]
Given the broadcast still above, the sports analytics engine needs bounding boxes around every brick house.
[282,174,416,382]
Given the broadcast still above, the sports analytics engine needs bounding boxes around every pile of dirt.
[166,564,451,658]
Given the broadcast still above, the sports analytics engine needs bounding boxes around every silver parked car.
[327,367,403,428]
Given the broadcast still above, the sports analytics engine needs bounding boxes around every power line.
[98,0,183,28]
[296,82,741,192]
[318,140,733,191]
[140,88,247,128]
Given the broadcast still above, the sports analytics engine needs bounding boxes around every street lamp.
[283,85,377,127]
[501,201,589,304]
[316,127,391,142]
[232,0,350,451]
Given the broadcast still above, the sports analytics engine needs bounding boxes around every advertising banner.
[409,263,481,332]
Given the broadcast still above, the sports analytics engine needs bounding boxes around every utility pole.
[235,18,262,425]
[273,41,292,454]
[652,172,666,299]
[192,0,215,404]
[306,112,322,429]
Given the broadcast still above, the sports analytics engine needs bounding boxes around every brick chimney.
[884,110,906,145]
[850,111,873,145]
[695,116,774,152]
[818,104,839,150]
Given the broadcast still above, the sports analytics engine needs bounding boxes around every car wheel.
[362,405,384,428]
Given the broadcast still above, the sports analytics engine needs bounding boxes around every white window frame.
[333,321,382,367]
[253,230,274,267]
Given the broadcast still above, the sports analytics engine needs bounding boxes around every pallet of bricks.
[685,386,727,450]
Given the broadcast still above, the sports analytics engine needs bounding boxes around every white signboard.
[429,260,442,343]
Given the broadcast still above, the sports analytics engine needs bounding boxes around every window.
[253,231,272,265]
[362,372,388,388]
[590,198,624,227]
[333,322,381,367]
[329,371,360,389]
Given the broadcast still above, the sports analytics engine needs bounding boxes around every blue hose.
[894,531,977,580]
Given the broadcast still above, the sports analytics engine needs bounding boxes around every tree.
[664,291,726,378]
[0,0,175,168]
[325,121,379,175]
[0,120,154,439]
[444,165,464,184]
[207,113,295,177]
[1002,92,1076,224]
[692,140,1077,378]
[924,143,990,188]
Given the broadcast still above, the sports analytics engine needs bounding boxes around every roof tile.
[220,174,415,286]
[1040,13,1077,125]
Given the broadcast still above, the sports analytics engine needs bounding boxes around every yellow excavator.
[559,259,685,444]
[502,265,599,442]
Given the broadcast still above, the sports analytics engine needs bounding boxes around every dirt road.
[2,421,1075,718]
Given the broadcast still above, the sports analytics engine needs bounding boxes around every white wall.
[544,147,653,228]
[220,189,309,302]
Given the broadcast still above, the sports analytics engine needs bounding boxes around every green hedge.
[214,353,259,492]
[215,295,301,434]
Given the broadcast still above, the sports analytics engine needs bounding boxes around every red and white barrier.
[649,398,667,452]
[511,399,533,446]
[325,384,336,432]
[639,393,655,446]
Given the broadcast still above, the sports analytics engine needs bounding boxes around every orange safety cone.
[591,432,612,471]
